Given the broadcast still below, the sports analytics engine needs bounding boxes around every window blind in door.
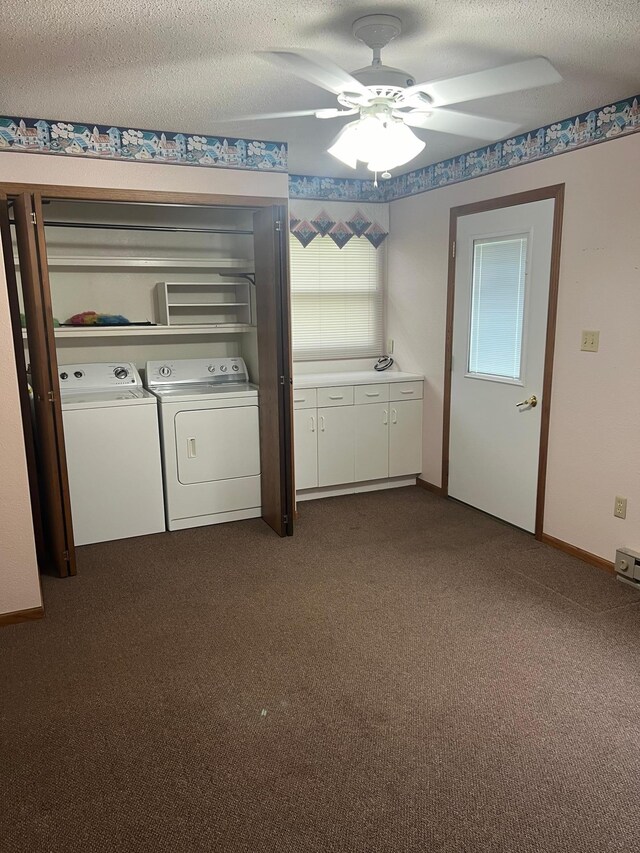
[468,235,528,380]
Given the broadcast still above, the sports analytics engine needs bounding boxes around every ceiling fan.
[231,14,562,176]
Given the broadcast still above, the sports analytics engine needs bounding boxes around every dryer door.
[175,406,260,485]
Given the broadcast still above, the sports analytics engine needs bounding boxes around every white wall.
[388,134,640,562]
[0,151,287,617]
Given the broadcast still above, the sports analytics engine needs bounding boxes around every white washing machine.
[59,362,166,546]
[145,357,261,530]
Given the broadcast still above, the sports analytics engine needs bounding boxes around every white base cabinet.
[318,406,356,487]
[389,399,423,477]
[355,402,389,481]
[293,408,318,491]
[293,377,423,497]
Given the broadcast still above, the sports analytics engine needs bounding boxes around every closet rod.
[9,219,253,236]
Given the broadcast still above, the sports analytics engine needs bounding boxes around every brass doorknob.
[516,395,538,408]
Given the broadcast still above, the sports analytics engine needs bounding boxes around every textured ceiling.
[1,1,638,178]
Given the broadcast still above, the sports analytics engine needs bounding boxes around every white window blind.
[290,235,385,360]
[468,235,528,380]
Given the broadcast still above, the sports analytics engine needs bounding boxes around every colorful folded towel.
[66,311,131,326]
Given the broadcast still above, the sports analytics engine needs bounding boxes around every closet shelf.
[166,302,250,308]
[22,324,255,339]
[14,256,254,271]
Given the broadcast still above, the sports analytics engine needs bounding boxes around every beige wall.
[388,133,640,562]
[0,152,288,617]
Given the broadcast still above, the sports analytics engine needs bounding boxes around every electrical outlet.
[581,330,600,352]
[614,496,627,519]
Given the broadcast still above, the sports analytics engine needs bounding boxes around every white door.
[176,406,260,485]
[389,400,423,477]
[355,403,389,481]
[318,406,355,487]
[448,199,554,531]
[294,408,318,490]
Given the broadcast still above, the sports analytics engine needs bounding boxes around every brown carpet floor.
[2,487,640,853]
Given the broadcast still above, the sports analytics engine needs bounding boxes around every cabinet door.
[318,406,355,487]
[355,403,389,481]
[294,408,318,490]
[389,400,423,477]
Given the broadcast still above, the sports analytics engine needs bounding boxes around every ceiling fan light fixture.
[366,119,425,172]
[327,120,361,168]
[328,115,425,172]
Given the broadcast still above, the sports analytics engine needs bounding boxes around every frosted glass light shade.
[328,116,425,173]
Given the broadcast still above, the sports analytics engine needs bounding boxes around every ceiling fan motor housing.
[351,65,415,90]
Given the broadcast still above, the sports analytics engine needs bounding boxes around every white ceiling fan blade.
[401,109,520,141]
[258,50,370,99]
[400,57,562,108]
[222,107,358,122]
[222,108,326,121]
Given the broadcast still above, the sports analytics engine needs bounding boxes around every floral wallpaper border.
[0,116,288,172]
[290,93,640,202]
[288,174,385,203]
[1,92,638,195]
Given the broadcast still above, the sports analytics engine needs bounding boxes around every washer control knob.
[60,372,68,380]
[207,365,216,373]
[159,366,172,377]
[220,365,227,372]
[74,371,84,379]
[114,366,129,380]
[232,364,239,371]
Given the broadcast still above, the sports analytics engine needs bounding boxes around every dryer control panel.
[145,357,249,388]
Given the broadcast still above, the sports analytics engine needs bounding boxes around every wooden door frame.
[1,182,293,568]
[442,183,565,540]
[0,182,287,208]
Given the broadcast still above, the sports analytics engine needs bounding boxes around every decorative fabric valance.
[290,201,389,250]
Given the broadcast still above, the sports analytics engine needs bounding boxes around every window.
[289,235,385,360]
[468,235,528,381]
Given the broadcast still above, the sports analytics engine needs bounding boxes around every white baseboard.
[296,476,416,502]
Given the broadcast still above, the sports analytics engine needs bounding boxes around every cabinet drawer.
[354,384,389,405]
[390,381,423,402]
[293,388,317,409]
[317,386,354,407]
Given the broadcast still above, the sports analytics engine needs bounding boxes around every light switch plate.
[581,330,600,352]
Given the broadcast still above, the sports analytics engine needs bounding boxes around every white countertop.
[293,370,424,389]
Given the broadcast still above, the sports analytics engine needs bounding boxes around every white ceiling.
[1,1,638,178]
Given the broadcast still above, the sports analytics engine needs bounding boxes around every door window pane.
[468,235,528,380]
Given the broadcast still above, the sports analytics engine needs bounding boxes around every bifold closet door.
[253,204,294,536]
[0,193,47,570]
[11,193,76,576]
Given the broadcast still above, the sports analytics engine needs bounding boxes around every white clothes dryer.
[145,357,261,530]
[59,362,165,546]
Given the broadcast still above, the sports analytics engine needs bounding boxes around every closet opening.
[2,189,293,578]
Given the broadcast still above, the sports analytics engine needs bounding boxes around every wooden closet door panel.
[13,193,76,576]
[253,204,294,536]
[0,193,47,569]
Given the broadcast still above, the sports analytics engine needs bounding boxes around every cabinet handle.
[399,389,414,395]
[328,395,343,400]
[391,409,397,424]
[310,415,315,432]
[320,416,325,432]
[383,409,388,425]
[294,397,306,403]
[187,438,196,458]
[365,392,380,397]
